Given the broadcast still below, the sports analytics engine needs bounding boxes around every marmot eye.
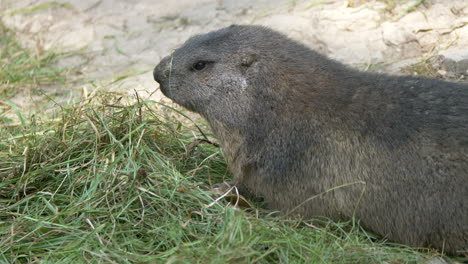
[192,61,206,71]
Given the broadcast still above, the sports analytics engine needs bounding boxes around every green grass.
[8,1,74,16]
[0,22,66,98]
[401,57,442,79]
[0,92,439,263]
[0,20,454,264]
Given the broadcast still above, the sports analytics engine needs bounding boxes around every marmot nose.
[153,64,166,84]
[153,66,163,84]
[153,56,171,84]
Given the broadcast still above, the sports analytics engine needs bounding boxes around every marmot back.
[153,25,468,255]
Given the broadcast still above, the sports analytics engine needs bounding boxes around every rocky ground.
[1,0,468,109]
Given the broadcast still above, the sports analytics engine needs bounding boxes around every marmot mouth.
[158,83,170,98]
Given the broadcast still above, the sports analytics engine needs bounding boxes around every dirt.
[1,0,468,109]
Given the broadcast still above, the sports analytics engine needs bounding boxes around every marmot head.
[153,25,336,125]
[153,25,266,116]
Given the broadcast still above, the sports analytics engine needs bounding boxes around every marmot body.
[153,25,468,254]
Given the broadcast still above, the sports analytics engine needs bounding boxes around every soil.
[1,0,468,109]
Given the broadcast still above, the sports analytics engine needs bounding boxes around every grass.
[0,91,439,263]
[8,1,74,16]
[0,18,456,264]
[401,57,442,79]
[0,22,66,98]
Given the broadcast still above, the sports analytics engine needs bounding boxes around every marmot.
[153,25,468,254]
